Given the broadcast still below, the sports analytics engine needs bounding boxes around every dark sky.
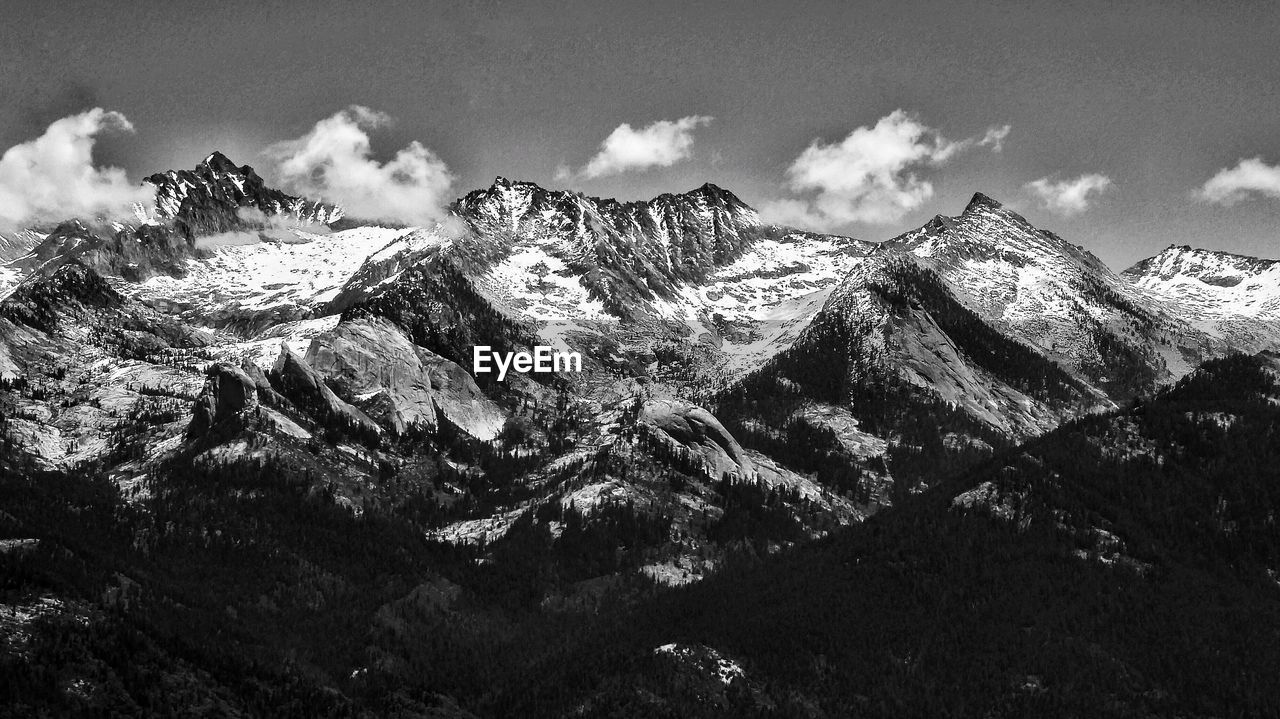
[3,0,1278,268]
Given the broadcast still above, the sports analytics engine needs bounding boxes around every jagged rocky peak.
[144,150,342,236]
[458,176,759,228]
[1124,244,1280,287]
[887,190,1103,269]
[453,176,766,312]
[200,150,244,175]
[963,191,1004,213]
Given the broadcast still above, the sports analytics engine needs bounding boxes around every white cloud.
[267,105,455,227]
[761,110,1009,228]
[0,108,155,232]
[1197,157,1280,205]
[978,124,1012,152]
[579,116,712,179]
[1025,173,1113,215]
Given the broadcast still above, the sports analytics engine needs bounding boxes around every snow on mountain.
[887,193,1220,395]
[432,179,875,385]
[10,153,1280,596]
[0,230,44,262]
[144,151,342,233]
[1123,245,1280,352]
[770,252,1101,440]
[0,264,210,480]
[0,264,19,301]
[694,229,874,373]
[456,177,766,316]
[0,230,48,300]
[128,226,421,333]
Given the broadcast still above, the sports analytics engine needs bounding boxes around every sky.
[1,0,1278,269]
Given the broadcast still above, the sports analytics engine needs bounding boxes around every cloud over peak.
[761,110,1010,229]
[0,107,155,232]
[1025,173,1113,215]
[576,115,713,179]
[266,105,455,227]
[1197,157,1280,206]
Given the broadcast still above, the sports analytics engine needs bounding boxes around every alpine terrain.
[2,153,1278,717]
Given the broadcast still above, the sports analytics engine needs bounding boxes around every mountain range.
[2,152,1278,716]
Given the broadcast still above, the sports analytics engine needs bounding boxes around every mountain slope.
[1124,244,1280,352]
[516,352,1280,717]
[714,252,1105,498]
[887,193,1224,396]
[456,177,764,313]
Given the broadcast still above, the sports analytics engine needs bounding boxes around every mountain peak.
[142,152,340,234]
[1124,244,1280,284]
[200,150,242,174]
[963,192,1004,214]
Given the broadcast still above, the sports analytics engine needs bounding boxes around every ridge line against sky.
[1,0,1277,268]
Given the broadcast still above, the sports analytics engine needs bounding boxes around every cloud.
[193,208,332,251]
[0,108,155,232]
[578,116,713,179]
[760,110,1009,228]
[1197,157,1280,206]
[266,105,455,227]
[978,124,1012,152]
[1025,173,1113,215]
[235,206,329,233]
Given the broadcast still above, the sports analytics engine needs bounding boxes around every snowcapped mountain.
[1,152,349,299]
[144,151,342,235]
[455,177,768,317]
[0,162,877,589]
[0,229,43,262]
[5,154,1280,594]
[886,192,1224,395]
[9,151,1280,717]
[1124,245,1280,352]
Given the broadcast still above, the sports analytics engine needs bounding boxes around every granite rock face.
[187,364,258,438]
[304,317,505,440]
[639,397,752,479]
[270,345,382,440]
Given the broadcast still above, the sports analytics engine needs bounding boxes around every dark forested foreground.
[4,354,1280,717]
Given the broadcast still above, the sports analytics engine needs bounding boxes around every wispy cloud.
[760,110,1010,229]
[0,108,155,232]
[576,116,713,179]
[266,105,455,227]
[1197,157,1280,205]
[978,124,1012,152]
[1025,173,1113,215]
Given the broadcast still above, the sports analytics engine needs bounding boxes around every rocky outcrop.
[639,398,752,479]
[269,344,382,441]
[304,318,505,440]
[187,363,259,438]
